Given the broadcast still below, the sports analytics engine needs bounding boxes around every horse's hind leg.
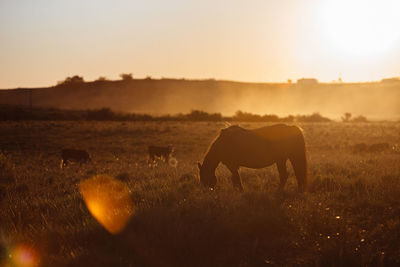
[227,165,244,192]
[289,156,307,193]
[276,159,288,191]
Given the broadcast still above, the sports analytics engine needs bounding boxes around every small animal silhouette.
[61,149,91,168]
[148,145,174,164]
[353,142,391,153]
[368,142,390,153]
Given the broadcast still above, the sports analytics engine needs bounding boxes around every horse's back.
[216,126,280,167]
[251,124,303,142]
[252,124,305,156]
[217,124,305,165]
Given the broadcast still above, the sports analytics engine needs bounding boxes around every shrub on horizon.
[296,112,331,122]
[86,108,116,121]
[95,76,108,82]
[352,115,368,123]
[57,75,85,85]
[185,110,222,121]
[120,73,133,81]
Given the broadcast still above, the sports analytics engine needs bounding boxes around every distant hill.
[1,79,399,119]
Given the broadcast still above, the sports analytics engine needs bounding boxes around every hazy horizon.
[1,74,399,90]
[1,0,400,88]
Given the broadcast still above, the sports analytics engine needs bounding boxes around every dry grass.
[0,121,399,266]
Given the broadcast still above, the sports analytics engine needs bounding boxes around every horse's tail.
[290,127,308,192]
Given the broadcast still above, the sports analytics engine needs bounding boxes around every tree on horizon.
[120,73,133,81]
[57,75,85,85]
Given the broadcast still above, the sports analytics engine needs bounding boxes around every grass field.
[0,121,399,266]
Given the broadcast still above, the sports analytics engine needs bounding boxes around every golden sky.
[1,0,399,88]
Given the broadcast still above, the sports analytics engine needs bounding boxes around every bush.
[86,108,116,121]
[0,107,338,122]
[296,112,331,122]
[120,73,133,81]
[233,111,330,122]
[233,111,263,122]
[352,115,368,122]
[57,75,84,85]
[95,76,108,82]
[342,112,352,122]
[185,110,222,121]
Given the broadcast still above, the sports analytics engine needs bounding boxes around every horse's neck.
[203,143,221,170]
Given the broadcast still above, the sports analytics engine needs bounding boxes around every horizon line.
[2,75,399,90]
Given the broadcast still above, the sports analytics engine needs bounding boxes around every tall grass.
[0,121,399,266]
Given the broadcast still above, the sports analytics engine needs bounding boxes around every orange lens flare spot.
[9,244,39,267]
[79,174,135,234]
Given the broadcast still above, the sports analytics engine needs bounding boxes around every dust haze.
[0,79,399,120]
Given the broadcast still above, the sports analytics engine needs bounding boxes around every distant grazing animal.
[61,149,91,168]
[148,145,174,164]
[353,142,391,153]
[368,142,390,153]
[198,124,308,192]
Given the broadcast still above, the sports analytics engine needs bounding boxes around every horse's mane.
[203,125,239,162]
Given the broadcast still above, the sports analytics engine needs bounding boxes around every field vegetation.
[0,120,399,266]
[0,106,334,123]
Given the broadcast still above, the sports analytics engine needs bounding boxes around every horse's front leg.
[227,165,244,192]
[276,159,288,191]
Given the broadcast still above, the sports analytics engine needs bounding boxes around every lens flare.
[79,174,135,234]
[5,244,39,267]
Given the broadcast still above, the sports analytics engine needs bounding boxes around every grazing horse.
[148,145,174,164]
[198,124,308,192]
[61,149,91,168]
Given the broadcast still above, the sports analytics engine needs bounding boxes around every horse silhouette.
[198,124,308,192]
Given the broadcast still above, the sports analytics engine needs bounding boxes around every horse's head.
[197,162,216,190]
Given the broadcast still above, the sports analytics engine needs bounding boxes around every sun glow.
[319,0,400,59]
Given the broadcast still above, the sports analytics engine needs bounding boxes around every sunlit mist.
[79,175,135,234]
